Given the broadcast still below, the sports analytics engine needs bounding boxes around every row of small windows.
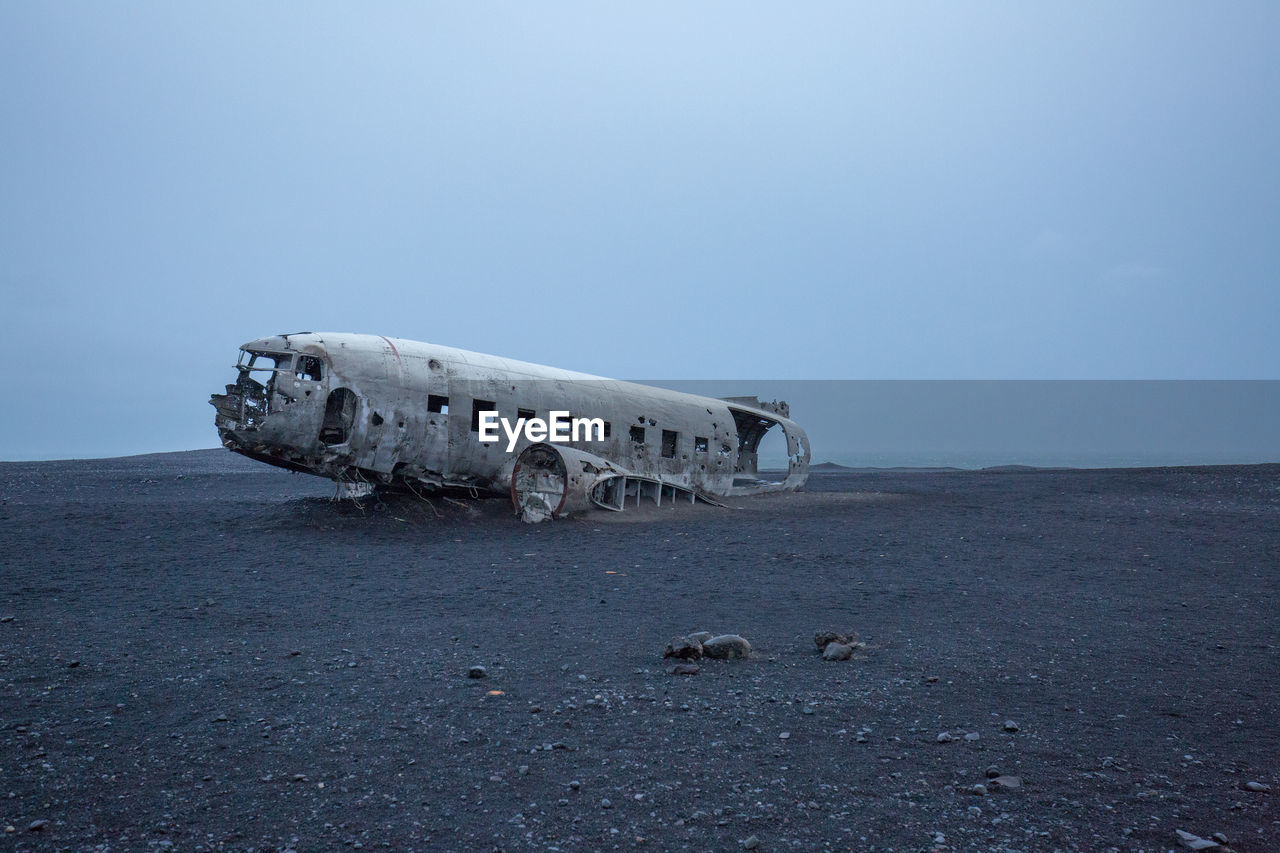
[417,395,716,457]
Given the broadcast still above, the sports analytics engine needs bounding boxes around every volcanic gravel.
[1,451,1277,852]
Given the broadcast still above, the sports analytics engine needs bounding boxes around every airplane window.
[241,350,292,373]
[241,351,291,390]
[603,421,612,439]
[428,395,449,414]
[695,436,709,453]
[471,399,495,432]
[629,425,645,444]
[518,408,535,422]
[295,356,323,382]
[661,430,678,458]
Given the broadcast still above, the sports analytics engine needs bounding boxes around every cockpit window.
[237,350,293,394]
[239,350,293,371]
[295,355,323,382]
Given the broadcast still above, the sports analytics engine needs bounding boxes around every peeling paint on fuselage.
[210,333,809,510]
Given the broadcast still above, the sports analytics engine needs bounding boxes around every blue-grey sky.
[2,3,1278,459]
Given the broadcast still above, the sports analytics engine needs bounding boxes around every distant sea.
[771,449,1278,470]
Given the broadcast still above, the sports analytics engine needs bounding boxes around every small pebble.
[1003,720,1019,732]
[468,666,487,679]
[937,731,954,743]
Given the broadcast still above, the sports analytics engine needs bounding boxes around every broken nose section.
[209,390,241,424]
[210,373,270,433]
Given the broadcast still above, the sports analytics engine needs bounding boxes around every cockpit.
[212,347,327,431]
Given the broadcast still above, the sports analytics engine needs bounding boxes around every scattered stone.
[688,631,714,645]
[518,765,529,776]
[663,637,703,660]
[1211,832,1229,845]
[989,775,1021,791]
[27,820,48,832]
[936,731,954,744]
[67,660,80,668]
[0,615,14,623]
[821,642,854,661]
[968,783,987,796]
[1003,720,1020,732]
[964,732,980,741]
[1174,829,1219,850]
[701,635,751,660]
[814,630,856,649]
[569,780,581,790]
[779,731,790,740]
[669,664,700,676]
[985,765,1001,778]
[468,666,487,679]
[742,835,761,850]
[600,798,612,809]
[1243,781,1270,793]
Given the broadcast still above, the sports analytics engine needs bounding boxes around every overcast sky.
[2,3,1278,459]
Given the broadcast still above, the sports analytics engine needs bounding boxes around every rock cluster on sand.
[663,632,752,665]
[814,629,862,662]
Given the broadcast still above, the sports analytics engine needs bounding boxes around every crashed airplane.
[210,333,809,521]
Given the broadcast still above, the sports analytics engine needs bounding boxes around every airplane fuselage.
[210,333,809,516]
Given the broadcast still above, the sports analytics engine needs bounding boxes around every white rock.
[821,642,854,661]
[1174,829,1219,850]
[702,634,751,660]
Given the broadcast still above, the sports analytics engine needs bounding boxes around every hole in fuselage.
[320,388,357,445]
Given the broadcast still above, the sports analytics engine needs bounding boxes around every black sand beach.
[1,451,1277,852]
